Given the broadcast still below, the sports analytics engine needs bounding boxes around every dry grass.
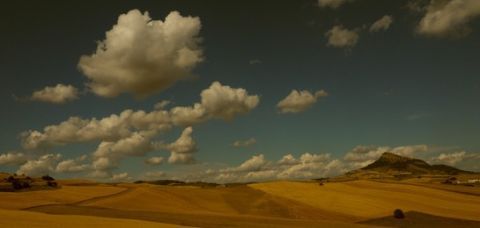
[28,205,367,228]
[0,208,178,228]
[379,178,480,196]
[81,183,349,220]
[0,185,124,209]
[361,211,480,228]
[250,180,480,222]
[56,179,99,186]
[2,179,480,227]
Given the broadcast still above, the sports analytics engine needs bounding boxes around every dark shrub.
[393,209,405,219]
[47,181,58,187]
[22,182,31,188]
[442,176,458,184]
[10,179,31,190]
[6,176,15,183]
[11,180,23,190]
[42,175,55,181]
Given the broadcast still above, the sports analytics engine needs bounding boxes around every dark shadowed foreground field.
[361,211,480,228]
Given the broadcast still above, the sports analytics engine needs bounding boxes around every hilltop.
[344,152,473,179]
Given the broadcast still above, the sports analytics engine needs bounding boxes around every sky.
[1,0,480,182]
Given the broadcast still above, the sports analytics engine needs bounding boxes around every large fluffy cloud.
[21,81,258,150]
[29,84,79,104]
[19,82,259,178]
[17,154,62,176]
[91,131,159,173]
[21,109,171,150]
[277,90,328,113]
[55,155,89,173]
[211,153,345,183]
[170,81,260,125]
[78,9,203,98]
[417,0,480,37]
[370,15,394,32]
[167,127,198,164]
[199,82,260,121]
[169,103,207,126]
[325,26,359,48]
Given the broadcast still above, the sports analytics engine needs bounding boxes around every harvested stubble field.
[0,179,479,227]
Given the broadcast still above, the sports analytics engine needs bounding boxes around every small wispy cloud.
[233,138,257,148]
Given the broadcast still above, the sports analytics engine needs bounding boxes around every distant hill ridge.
[349,152,473,177]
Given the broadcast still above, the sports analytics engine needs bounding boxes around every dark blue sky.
[1,0,479,180]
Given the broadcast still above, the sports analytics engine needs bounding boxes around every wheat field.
[0,180,479,227]
[250,180,480,221]
[0,208,178,228]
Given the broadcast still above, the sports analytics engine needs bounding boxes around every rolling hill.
[346,152,473,178]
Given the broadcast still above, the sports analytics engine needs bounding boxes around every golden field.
[250,180,480,221]
[0,185,124,210]
[0,208,178,228]
[0,179,479,227]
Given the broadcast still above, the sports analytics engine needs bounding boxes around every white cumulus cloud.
[21,81,258,150]
[370,15,394,32]
[78,9,203,98]
[417,0,480,37]
[55,156,90,173]
[211,152,344,183]
[231,154,268,172]
[429,151,466,166]
[21,109,171,150]
[170,81,259,125]
[92,131,158,173]
[200,82,260,121]
[167,127,198,164]
[30,84,79,104]
[170,103,207,126]
[277,90,328,113]
[0,152,28,166]
[17,154,62,176]
[325,26,359,48]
